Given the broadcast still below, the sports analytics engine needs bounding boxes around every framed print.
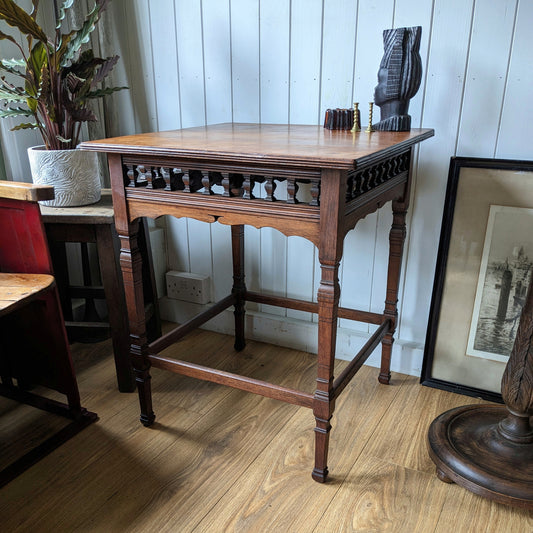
[421,157,533,403]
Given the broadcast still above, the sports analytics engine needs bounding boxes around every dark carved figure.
[373,26,422,132]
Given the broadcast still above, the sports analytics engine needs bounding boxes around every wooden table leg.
[379,194,409,385]
[47,240,73,322]
[121,219,155,426]
[95,225,135,392]
[138,219,162,343]
[231,225,246,351]
[312,169,345,482]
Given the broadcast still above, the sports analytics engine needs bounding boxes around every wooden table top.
[80,123,434,170]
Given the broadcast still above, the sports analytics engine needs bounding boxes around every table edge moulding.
[80,122,434,482]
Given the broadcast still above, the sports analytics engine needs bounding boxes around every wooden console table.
[80,123,433,481]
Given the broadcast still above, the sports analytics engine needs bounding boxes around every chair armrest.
[0,181,54,202]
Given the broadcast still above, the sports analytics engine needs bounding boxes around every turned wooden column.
[428,275,533,508]
[313,169,346,483]
[379,197,408,384]
[109,154,155,426]
[231,225,246,351]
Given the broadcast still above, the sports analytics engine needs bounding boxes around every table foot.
[312,467,329,483]
[378,372,391,385]
[140,412,156,427]
[234,339,246,351]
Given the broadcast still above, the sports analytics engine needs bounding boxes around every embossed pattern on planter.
[28,147,102,207]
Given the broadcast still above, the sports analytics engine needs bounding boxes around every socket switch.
[166,271,210,304]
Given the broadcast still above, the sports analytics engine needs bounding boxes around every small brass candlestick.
[365,102,374,133]
[350,102,360,133]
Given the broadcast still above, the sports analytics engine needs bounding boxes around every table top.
[40,190,114,224]
[80,123,434,170]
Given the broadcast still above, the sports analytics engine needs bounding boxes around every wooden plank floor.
[1,328,532,532]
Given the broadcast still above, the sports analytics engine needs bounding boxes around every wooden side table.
[41,191,161,392]
[81,123,433,481]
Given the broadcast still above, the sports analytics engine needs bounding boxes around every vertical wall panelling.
[175,0,206,128]
[202,0,233,124]
[398,0,475,345]
[259,0,291,123]
[101,0,136,137]
[260,228,288,317]
[456,0,518,157]
[149,0,181,132]
[319,0,358,118]
[339,217,376,334]
[289,0,324,125]
[286,237,315,321]
[231,0,260,123]
[496,0,533,160]
[124,0,158,133]
[166,216,190,273]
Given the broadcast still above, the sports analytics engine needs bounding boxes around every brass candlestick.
[350,102,360,133]
[365,102,374,133]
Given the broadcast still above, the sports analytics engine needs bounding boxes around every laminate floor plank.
[362,376,485,474]
[315,455,449,533]
[434,482,533,533]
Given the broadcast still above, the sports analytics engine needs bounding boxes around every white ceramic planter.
[27,146,102,207]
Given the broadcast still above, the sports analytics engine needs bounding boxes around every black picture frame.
[421,156,533,403]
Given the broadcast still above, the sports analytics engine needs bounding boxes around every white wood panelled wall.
[3,0,532,376]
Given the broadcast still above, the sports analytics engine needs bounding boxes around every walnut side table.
[80,123,433,481]
[41,191,161,392]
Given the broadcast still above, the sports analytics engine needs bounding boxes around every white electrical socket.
[166,271,211,304]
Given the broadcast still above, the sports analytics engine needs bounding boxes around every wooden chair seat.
[0,273,55,317]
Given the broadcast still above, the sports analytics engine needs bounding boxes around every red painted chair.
[0,181,96,487]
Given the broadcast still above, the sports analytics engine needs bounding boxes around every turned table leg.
[120,219,155,426]
[313,254,341,482]
[231,225,246,351]
[108,154,155,427]
[313,168,345,482]
[380,194,409,384]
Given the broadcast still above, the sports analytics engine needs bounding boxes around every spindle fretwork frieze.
[80,123,433,483]
[122,159,321,206]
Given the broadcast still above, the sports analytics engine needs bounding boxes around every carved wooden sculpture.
[428,276,533,508]
[373,26,422,132]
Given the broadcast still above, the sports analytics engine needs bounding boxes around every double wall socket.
[166,270,211,304]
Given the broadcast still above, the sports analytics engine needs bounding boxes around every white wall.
[3,0,532,376]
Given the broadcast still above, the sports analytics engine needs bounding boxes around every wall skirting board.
[158,296,424,378]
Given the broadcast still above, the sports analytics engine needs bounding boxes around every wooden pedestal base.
[428,404,533,509]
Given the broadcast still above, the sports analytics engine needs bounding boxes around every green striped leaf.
[0,0,47,42]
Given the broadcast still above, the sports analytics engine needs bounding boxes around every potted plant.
[0,0,126,206]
